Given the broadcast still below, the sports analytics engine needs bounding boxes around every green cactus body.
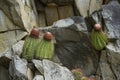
[90,29,108,50]
[22,36,40,60]
[35,39,54,60]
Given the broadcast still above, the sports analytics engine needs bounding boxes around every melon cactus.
[35,32,54,60]
[90,24,108,50]
[22,28,40,60]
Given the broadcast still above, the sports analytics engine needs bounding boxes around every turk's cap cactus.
[94,23,102,31]
[30,28,40,38]
[43,32,53,41]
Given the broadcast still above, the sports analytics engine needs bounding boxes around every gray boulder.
[9,55,33,80]
[32,59,74,80]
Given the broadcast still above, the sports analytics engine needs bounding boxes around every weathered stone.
[0,49,12,68]
[75,0,90,17]
[38,13,46,27]
[100,51,115,80]
[45,6,59,26]
[39,0,73,5]
[40,17,99,76]
[0,10,20,32]
[102,1,120,42]
[27,68,33,80]
[58,5,74,19]
[0,30,26,55]
[0,66,10,80]
[0,0,24,29]
[86,1,120,79]
[0,0,38,32]
[53,0,74,5]
[35,0,45,12]
[16,30,28,41]
[16,0,38,31]
[0,31,17,54]
[89,0,103,15]
[12,41,24,56]
[9,55,33,80]
[33,59,74,80]
[75,0,103,17]
[33,75,44,80]
[32,60,44,75]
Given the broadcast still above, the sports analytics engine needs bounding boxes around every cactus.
[22,28,40,60]
[71,69,83,80]
[35,32,54,60]
[90,24,108,50]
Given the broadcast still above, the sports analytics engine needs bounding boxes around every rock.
[0,49,12,68]
[12,41,24,56]
[106,49,120,80]
[45,6,59,26]
[39,0,73,5]
[0,0,24,29]
[75,0,90,17]
[0,0,38,32]
[33,59,74,80]
[102,3,120,79]
[27,68,33,80]
[0,30,27,56]
[32,60,44,75]
[99,51,115,80]
[53,0,74,5]
[16,30,28,41]
[102,1,120,42]
[75,0,103,17]
[38,13,46,27]
[40,16,99,76]
[0,66,10,80]
[89,0,103,15]
[0,10,20,32]
[86,1,120,79]
[33,75,44,80]
[0,31,17,54]
[16,0,38,31]
[35,0,45,12]
[9,55,33,80]
[58,5,74,19]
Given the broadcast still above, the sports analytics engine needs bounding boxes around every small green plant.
[90,24,108,50]
[22,28,40,60]
[71,68,83,80]
[35,32,54,60]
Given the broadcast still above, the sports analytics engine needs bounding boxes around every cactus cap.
[44,32,53,41]
[94,23,102,31]
[30,28,40,38]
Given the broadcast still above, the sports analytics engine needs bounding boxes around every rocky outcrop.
[0,0,38,31]
[75,0,103,17]
[0,0,120,80]
[86,1,120,80]
[33,59,74,80]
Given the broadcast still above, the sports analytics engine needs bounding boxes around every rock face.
[0,0,38,31]
[0,66,10,80]
[33,59,74,80]
[75,0,103,17]
[102,1,120,80]
[9,55,33,80]
[86,1,120,80]
[40,17,99,76]
[0,0,120,80]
